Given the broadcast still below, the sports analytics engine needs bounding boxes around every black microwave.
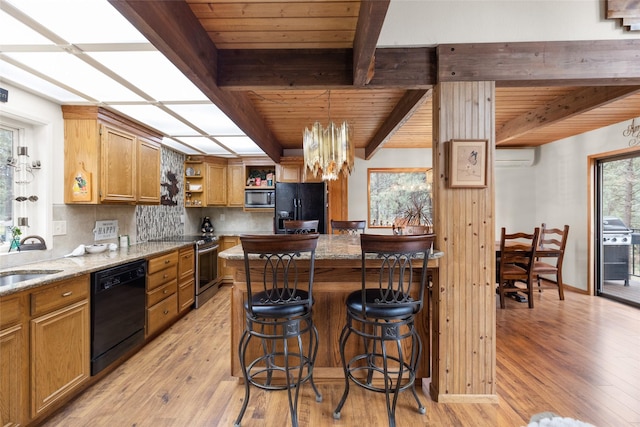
[244,189,275,208]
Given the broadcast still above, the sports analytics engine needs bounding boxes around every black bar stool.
[333,233,435,427]
[234,233,321,427]
[331,219,366,234]
[283,219,319,234]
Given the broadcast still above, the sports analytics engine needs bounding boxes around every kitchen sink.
[0,270,63,287]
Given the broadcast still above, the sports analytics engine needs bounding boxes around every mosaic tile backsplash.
[136,148,185,241]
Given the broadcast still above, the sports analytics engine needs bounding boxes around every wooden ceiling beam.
[497,86,640,143]
[217,47,436,90]
[364,89,432,159]
[438,40,640,86]
[352,0,390,86]
[108,0,282,162]
[370,47,436,89]
[217,49,353,90]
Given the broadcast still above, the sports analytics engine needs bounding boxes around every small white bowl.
[85,244,107,254]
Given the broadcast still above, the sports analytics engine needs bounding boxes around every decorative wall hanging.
[71,162,91,202]
[448,139,488,188]
[161,170,179,205]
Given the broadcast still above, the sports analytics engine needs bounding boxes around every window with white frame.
[1,124,17,246]
[0,118,45,253]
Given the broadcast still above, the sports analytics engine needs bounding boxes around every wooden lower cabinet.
[146,250,179,337]
[178,247,195,312]
[219,236,240,284]
[0,293,28,426]
[31,300,90,418]
[29,275,90,420]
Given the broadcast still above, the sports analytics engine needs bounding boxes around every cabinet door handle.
[163,309,169,315]
[163,274,168,279]
[163,289,168,294]
[164,260,170,264]
[62,291,73,297]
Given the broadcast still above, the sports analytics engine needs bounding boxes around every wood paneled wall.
[431,81,497,402]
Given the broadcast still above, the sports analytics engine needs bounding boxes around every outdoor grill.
[602,216,632,285]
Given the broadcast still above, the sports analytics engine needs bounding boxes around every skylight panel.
[109,105,199,136]
[5,52,144,102]
[216,136,265,155]
[0,8,54,45]
[12,0,147,44]
[0,59,87,103]
[89,51,209,102]
[172,136,234,156]
[165,104,245,135]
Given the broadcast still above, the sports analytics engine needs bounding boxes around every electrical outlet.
[52,220,67,236]
[219,214,225,221]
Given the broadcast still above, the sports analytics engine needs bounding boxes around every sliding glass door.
[596,154,640,307]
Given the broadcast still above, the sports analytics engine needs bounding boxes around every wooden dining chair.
[330,219,366,234]
[497,227,540,309]
[533,224,569,300]
[283,219,319,234]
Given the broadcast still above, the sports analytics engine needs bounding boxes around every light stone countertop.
[0,241,192,297]
[219,234,444,261]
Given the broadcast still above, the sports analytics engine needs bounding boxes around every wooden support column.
[430,81,497,403]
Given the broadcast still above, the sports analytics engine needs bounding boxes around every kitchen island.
[219,234,442,382]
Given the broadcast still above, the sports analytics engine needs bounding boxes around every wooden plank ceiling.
[109,0,640,161]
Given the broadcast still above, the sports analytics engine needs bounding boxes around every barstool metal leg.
[234,330,251,427]
[332,322,352,419]
[309,324,322,402]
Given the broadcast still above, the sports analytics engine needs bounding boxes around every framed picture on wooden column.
[448,139,488,188]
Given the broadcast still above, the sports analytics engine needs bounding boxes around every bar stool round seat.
[245,290,310,317]
[345,289,419,318]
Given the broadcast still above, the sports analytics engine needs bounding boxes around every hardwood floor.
[40,285,640,427]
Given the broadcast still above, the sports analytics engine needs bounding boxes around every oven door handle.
[198,244,219,254]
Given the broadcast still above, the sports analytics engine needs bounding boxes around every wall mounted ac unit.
[495,148,536,167]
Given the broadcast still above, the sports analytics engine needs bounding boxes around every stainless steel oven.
[195,237,221,308]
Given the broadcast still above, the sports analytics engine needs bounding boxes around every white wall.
[495,117,640,291]
[380,0,637,47]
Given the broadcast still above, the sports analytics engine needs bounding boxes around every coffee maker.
[200,216,214,235]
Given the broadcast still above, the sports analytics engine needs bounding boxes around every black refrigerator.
[274,182,327,234]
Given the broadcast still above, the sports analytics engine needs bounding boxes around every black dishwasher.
[91,259,146,376]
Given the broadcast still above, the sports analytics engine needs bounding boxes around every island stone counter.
[0,241,191,297]
[219,234,442,383]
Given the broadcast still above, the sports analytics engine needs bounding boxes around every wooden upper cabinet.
[137,137,161,204]
[206,161,228,206]
[276,161,302,183]
[62,106,162,205]
[276,157,322,183]
[100,124,137,203]
[227,161,245,207]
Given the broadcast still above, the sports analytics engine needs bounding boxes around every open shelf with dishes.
[184,160,204,207]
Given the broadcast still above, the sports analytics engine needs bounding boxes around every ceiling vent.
[495,148,536,167]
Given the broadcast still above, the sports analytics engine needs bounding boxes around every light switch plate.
[52,220,67,236]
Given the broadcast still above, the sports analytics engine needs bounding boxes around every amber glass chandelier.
[303,91,354,181]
